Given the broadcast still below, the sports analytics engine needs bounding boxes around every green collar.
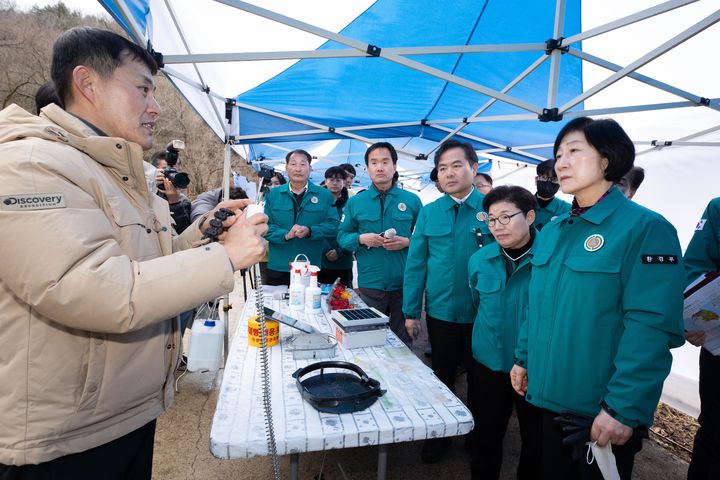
[368,183,399,199]
[439,188,483,212]
[576,186,627,225]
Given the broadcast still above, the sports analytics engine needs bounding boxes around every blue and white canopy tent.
[99,0,720,416]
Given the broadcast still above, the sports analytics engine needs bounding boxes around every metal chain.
[254,263,281,479]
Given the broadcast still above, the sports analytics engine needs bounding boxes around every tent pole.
[161,0,228,132]
[231,103,432,165]
[108,0,145,44]
[567,48,720,113]
[562,0,698,46]
[430,125,547,162]
[546,0,566,110]
[425,54,549,157]
[162,43,548,64]
[559,9,720,113]
[215,0,542,114]
[637,124,720,155]
[564,98,720,118]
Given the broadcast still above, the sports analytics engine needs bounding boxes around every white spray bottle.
[304,267,322,314]
[289,268,305,311]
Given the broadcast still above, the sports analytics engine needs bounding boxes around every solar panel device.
[331,307,389,328]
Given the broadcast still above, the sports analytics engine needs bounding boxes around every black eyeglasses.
[486,211,524,227]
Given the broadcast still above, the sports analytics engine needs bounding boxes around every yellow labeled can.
[247,315,279,347]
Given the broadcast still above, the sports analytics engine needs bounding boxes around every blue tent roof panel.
[236,0,582,147]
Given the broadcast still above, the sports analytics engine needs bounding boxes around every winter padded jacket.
[0,104,235,465]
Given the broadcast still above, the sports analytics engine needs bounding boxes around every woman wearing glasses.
[467,185,542,480]
[510,117,685,479]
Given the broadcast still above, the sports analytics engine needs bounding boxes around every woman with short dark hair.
[468,185,542,479]
[511,117,685,479]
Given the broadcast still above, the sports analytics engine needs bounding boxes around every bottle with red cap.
[304,267,322,314]
[289,268,305,311]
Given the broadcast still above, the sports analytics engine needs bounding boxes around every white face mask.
[143,161,159,194]
[586,441,621,480]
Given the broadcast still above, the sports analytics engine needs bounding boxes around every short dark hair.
[536,159,557,178]
[149,151,168,167]
[430,167,438,182]
[475,172,492,185]
[228,186,248,200]
[434,140,478,167]
[553,117,634,182]
[483,185,537,215]
[51,27,158,105]
[324,166,348,180]
[364,142,398,165]
[624,166,645,191]
[272,171,287,185]
[35,82,62,114]
[285,149,312,164]
[339,163,356,176]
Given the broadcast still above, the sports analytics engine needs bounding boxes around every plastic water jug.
[187,319,225,372]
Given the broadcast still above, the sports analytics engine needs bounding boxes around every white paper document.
[684,271,720,355]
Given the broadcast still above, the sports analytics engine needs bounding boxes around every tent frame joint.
[226,135,237,146]
[147,42,164,68]
[699,97,711,106]
[651,140,673,147]
[538,107,563,122]
[544,37,569,55]
[224,99,237,124]
[366,44,382,57]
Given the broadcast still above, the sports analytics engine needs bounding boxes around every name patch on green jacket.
[642,254,678,264]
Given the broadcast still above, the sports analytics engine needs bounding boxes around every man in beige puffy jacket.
[0,27,267,478]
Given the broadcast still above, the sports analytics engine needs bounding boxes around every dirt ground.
[652,402,698,463]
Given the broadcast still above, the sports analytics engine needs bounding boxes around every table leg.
[290,453,299,480]
[377,444,388,480]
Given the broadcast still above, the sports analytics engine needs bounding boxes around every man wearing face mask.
[533,159,570,231]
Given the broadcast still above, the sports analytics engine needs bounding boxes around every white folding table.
[210,291,474,479]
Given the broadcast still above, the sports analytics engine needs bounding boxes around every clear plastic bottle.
[304,269,322,313]
[289,268,305,311]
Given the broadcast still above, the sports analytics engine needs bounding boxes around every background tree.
[0,0,258,198]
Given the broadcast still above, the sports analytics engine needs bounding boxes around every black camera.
[257,164,276,179]
[158,140,190,190]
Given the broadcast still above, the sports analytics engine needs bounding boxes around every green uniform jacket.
[684,197,720,286]
[402,189,491,323]
[264,182,339,271]
[469,239,534,373]
[515,187,685,428]
[337,184,422,290]
[321,202,354,271]
[534,195,571,231]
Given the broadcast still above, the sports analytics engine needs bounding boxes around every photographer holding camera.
[151,140,192,233]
